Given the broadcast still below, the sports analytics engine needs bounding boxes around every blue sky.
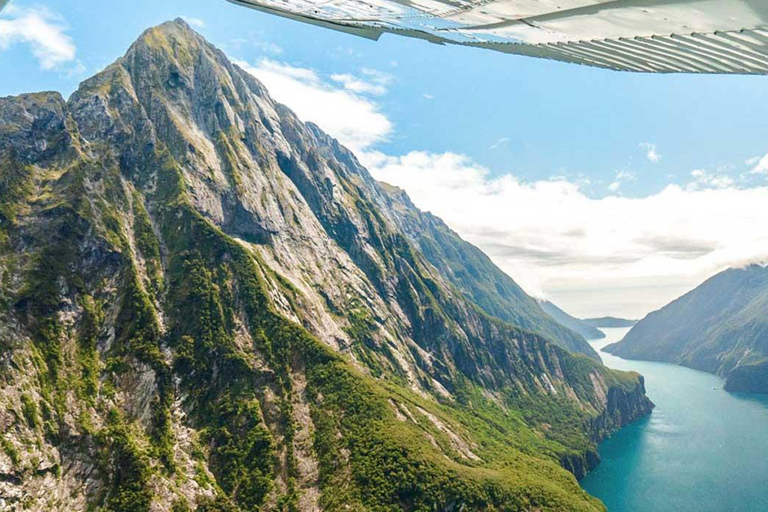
[3,0,768,193]
[3,0,768,317]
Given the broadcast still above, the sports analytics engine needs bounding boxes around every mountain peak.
[171,16,194,29]
[140,16,198,42]
[67,16,277,162]
[126,16,207,65]
[116,17,268,99]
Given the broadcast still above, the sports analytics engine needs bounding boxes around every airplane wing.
[0,0,11,14]
[227,0,768,74]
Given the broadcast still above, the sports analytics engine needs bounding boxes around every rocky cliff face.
[605,265,768,394]
[0,20,651,511]
[374,183,600,358]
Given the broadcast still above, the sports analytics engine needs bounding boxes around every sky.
[2,0,768,319]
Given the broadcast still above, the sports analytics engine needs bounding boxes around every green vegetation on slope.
[376,183,599,358]
[606,265,768,393]
[0,19,652,511]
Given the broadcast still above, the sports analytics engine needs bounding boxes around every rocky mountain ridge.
[373,183,600,357]
[0,19,652,510]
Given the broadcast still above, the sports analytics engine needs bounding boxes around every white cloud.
[181,16,205,28]
[616,170,636,181]
[0,5,79,70]
[748,153,768,175]
[640,142,662,163]
[688,169,735,190]
[331,73,386,95]
[364,150,768,316]
[234,58,392,153]
[330,68,391,95]
[361,68,392,85]
[607,170,635,193]
[490,137,510,150]
[423,93,434,100]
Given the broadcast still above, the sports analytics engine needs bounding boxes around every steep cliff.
[605,265,768,394]
[0,20,652,510]
[376,183,599,357]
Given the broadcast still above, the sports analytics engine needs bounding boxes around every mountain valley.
[606,265,768,394]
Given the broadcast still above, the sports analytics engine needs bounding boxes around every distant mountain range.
[537,302,637,340]
[606,265,768,394]
[584,317,637,328]
[538,300,606,340]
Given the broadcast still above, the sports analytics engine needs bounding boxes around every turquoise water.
[581,328,768,512]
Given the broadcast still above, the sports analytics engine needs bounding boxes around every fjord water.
[581,328,768,512]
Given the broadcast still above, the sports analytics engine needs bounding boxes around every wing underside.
[228,0,768,74]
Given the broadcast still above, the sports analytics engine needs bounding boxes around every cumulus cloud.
[330,68,391,96]
[235,58,392,153]
[608,170,636,193]
[0,5,79,71]
[640,142,662,163]
[747,153,768,175]
[362,68,393,85]
[363,150,768,315]
[688,169,735,190]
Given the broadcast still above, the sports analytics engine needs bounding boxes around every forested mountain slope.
[377,183,598,357]
[606,265,768,393]
[0,20,651,510]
